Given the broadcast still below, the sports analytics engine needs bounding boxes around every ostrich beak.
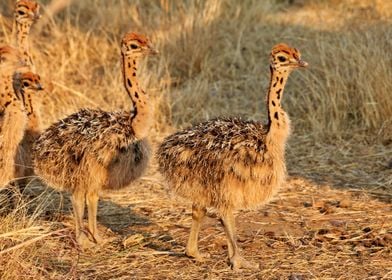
[297,59,308,67]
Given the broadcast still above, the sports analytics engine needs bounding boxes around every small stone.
[214,238,227,250]
[362,227,372,233]
[303,201,312,208]
[313,201,325,208]
[288,273,305,280]
[363,240,373,247]
[319,206,334,214]
[159,234,173,242]
[264,231,276,238]
[338,199,352,208]
[329,220,346,227]
[355,245,367,257]
[373,237,386,247]
[318,228,329,235]
[122,233,145,248]
[383,233,392,242]
[238,235,247,242]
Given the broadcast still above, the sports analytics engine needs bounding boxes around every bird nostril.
[34,81,44,90]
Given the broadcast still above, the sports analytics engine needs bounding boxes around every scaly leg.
[86,191,103,244]
[185,204,210,261]
[221,210,259,270]
[220,217,234,258]
[71,190,95,249]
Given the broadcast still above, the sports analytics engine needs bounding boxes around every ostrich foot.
[77,232,96,250]
[230,255,259,270]
[185,248,211,262]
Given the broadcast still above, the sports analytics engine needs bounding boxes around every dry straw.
[0,0,391,279]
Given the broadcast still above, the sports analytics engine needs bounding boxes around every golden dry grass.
[0,0,391,279]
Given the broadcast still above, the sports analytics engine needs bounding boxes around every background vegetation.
[0,0,391,279]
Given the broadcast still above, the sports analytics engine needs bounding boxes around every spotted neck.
[1,75,23,111]
[22,90,41,131]
[266,66,291,143]
[122,54,152,139]
[11,19,35,71]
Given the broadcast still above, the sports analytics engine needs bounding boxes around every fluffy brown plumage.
[158,117,273,212]
[34,109,150,192]
[157,43,308,270]
[33,32,157,249]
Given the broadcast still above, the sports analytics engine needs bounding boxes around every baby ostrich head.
[14,0,41,24]
[270,43,308,72]
[121,32,158,58]
[13,71,43,96]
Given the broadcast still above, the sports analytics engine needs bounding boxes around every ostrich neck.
[122,54,152,139]
[0,76,21,109]
[265,66,291,146]
[23,91,42,131]
[11,20,35,70]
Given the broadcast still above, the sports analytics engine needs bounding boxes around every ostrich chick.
[33,32,157,248]
[11,0,43,182]
[0,69,42,187]
[157,44,308,270]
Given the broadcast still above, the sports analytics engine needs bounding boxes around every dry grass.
[1,172,391,279]
[0,0,391,279]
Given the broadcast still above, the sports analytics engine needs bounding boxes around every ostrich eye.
[18,10,26,16]
[23,81,30,87]
[130,44,138,50]
[278,56,287,62]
